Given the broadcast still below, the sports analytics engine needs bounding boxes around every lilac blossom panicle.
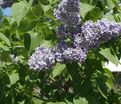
[74,21,100,49]
[54,0,81,41]
[97,19,121,42]
[28,0,121,70]
[54,0,80,27]
[74,19,121,50]
[28,46,55,70]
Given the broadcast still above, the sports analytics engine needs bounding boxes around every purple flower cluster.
[54,0,80,27]
[0,0,12,9]
[28,0,121,70]
[74,21,99,49]
[74,19,121,50]
[62,47,87,63]
[97,19,121,42]
[54,41,87,63]
[28,46,55,70]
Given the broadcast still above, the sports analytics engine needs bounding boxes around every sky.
[2,7,11,16]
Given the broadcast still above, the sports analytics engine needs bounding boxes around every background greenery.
[0,0,121,104]
[0,8,3,21]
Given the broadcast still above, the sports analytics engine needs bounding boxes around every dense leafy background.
[0,0,121,104]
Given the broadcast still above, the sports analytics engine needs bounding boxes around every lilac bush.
[1,0,121,103]
[28,0,121,70]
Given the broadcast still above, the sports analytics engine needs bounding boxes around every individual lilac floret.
[54,0,80,27]
[28,46,55,70]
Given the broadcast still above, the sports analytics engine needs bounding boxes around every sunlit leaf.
[52,63,66,78]
[80,2,94,18]
[0,33,11,46]
[12,0,33,25]
[99,48,119,66]
[73,97,88,104]
[0,42,9,51]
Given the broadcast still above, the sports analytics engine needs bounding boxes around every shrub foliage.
[0,0,121,104]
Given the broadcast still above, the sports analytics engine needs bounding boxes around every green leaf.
[31,4,44,19]
[0,42,9,51]
[66,63,91,95]
[103,68,113,90]
[111,0,121,12]
[50,0,58,5]
[18,19,37,32]
[52,63,66,78]
[12,0,32,25]
[103,14,115,21]
[99,48,119,66]
[0,33,11,46]
[47,102,66,104]
[1,74,10,84]
[80,2,95,18]
[24,33,31,51]
[44,10,59,25]
[105,78,113,90]
[85,7,101,21]
[0,63,5,77]
[104,68,114,79]
[1,17,10,27]
[28,31,42,52]
[9,73,19,85]
[32,97,44,104]
[73,97,88,104]
[18,100,25,104]
[28,31,52,53]
[41,4,52,13]
[107,0,115,9]
[40,0,50,5]
[86,95,97,104]
[96,79,108,99]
